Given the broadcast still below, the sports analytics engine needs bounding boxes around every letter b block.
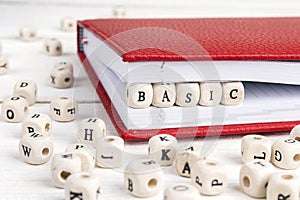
[124,159,164,198]
[126,83,153,108]
[191,159,228,195]
[221,81,244,106]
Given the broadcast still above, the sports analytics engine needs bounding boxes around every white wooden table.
[0,1,299,199]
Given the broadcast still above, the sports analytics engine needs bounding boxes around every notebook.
[77,17,300,140]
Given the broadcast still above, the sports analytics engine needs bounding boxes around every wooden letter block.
[96,136,124,168]
[164,183,199,200]
[19,132,53,165]
[61,17,76,32]
[21,113,52,136]
[0,56,8,75]
[19,26,37,41]
[124,159,164,198]
[175,82,200,107]
[113,5,126,18]
[78,118,106,147]
[126,83,153,108]
[191,159,228,195]
[13,80,37,105]
[148,134,177,166]
[50,61,74,89]
[199,82,222,106]
[1,96,29,122]
[65,143,95,172]
[221,81,244,106]
[50,96,78,122]
[65,172,101,200]
[267,172,300,200]
[271,138,300,169]
[290,124,300,142]
[174,145,201,178]
[152,83,176,108]
[240,161,276,198]
[51,152,82,188]
[241,134,272,163]
[44,38,62,56]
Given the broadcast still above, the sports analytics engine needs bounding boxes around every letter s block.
[175,83,200,107]
[221,81,244,106]
[126,83,153,108]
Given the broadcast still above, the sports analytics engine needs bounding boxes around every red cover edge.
[77,24,300,141]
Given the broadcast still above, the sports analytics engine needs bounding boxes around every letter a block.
[152,83,176,108]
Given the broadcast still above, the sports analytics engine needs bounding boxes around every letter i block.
[148,134,177,166]
[191,159,228,195]
[175,83,200,107]
[96,136,124,168]
[124,159,164,198]
[126,83,153,108]
[199,82,222,106]
[221,82,244,106]
[78,118,106,147]
[152,83,176,108]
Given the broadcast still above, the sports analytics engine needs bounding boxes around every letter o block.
[175,83,200,107]
[164,183,200,200]
[191,159,228,195]
[1,96,29,122]
[124,159,164,198]
[240,161,276,198]
[241,134,272,163]
[148,134,177,166]
[152,83,176,108]
[126,83,153,108]
[221,81,244,106]
[271,138,300,169]
[49,96,78,122]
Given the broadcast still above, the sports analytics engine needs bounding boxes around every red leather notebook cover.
[77,17,300,140]
[78,17,300,62]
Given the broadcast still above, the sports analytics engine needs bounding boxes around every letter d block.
[191,159,228,195]
[126,83,153,108]
[221,81,244,106]
[124,159,164,198]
